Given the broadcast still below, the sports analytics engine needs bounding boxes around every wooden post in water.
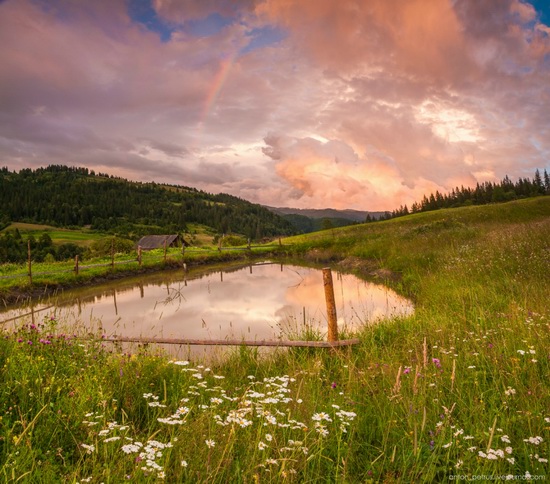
[322,267,338,342]
[27,240,32,284]
[113,289,118,315]
[137,246,142,266]
[74,255,79,275]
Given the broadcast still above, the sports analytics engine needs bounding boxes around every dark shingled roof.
[137,234,181,250]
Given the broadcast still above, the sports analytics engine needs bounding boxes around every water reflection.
[1,261,413,347]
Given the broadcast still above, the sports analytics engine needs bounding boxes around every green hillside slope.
[0,165,296,240]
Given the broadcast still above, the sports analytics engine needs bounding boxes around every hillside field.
[1,223,106,247]
[0,197,548,482]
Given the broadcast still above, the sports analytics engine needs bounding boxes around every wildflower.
[265,434,273,442]
[121,442,143,454]
[148,401,166,408]
[517,350,526,355]
[265,415,277,425]
[501,435,511,443]
[205,439,216,448]
[403,367,411,374]
[312,412,332,422]
[442,442,452,448]
[432,358,441,368]
[504,387,516,396]
[104,436,121,443]
[524,436,543,445]
[258,442,267,450]
[81,444,95,454]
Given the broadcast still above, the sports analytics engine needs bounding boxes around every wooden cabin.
[136,234,188,250]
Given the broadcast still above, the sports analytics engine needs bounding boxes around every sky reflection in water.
[2,262,413,349]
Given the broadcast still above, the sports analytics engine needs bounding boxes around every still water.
[1,261,413,354]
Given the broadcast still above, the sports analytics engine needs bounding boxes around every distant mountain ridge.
[264,206,388,233]
[266,206,386,222]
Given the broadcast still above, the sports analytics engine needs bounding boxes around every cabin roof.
[137,234,180,250]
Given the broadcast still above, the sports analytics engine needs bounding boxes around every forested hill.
[0,166,296,240]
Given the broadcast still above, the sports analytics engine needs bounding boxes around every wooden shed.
[136,234,188,250]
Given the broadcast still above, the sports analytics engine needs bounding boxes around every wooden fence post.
[322,268,338,342]
[164,239,167,262]
[27,240,32,285]
[111,238,115,269]
[218,237,222,252]
[74,255,79,275]
[137,245,142,267]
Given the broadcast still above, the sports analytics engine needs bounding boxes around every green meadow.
[1,223,105,248]
[0,197,549,482]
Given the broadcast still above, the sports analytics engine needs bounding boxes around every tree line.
[370,169,550,221]
[0,165,296,241]
[0,230,85,264]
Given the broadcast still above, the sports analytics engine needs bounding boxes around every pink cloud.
[0,0,548,212]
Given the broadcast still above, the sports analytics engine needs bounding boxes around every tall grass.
[1,197,549,482]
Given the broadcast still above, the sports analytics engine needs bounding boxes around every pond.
[0,261,413,358]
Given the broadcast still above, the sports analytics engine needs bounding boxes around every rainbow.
[201,52,238,124]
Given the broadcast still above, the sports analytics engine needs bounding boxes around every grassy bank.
[0,245,280,305]
[1,197,549,482]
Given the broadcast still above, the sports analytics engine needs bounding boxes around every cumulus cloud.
[0,0,549,211]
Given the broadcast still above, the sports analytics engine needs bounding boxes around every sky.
[1,0,549,211]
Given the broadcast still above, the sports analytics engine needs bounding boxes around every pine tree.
[533,169,544,195]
